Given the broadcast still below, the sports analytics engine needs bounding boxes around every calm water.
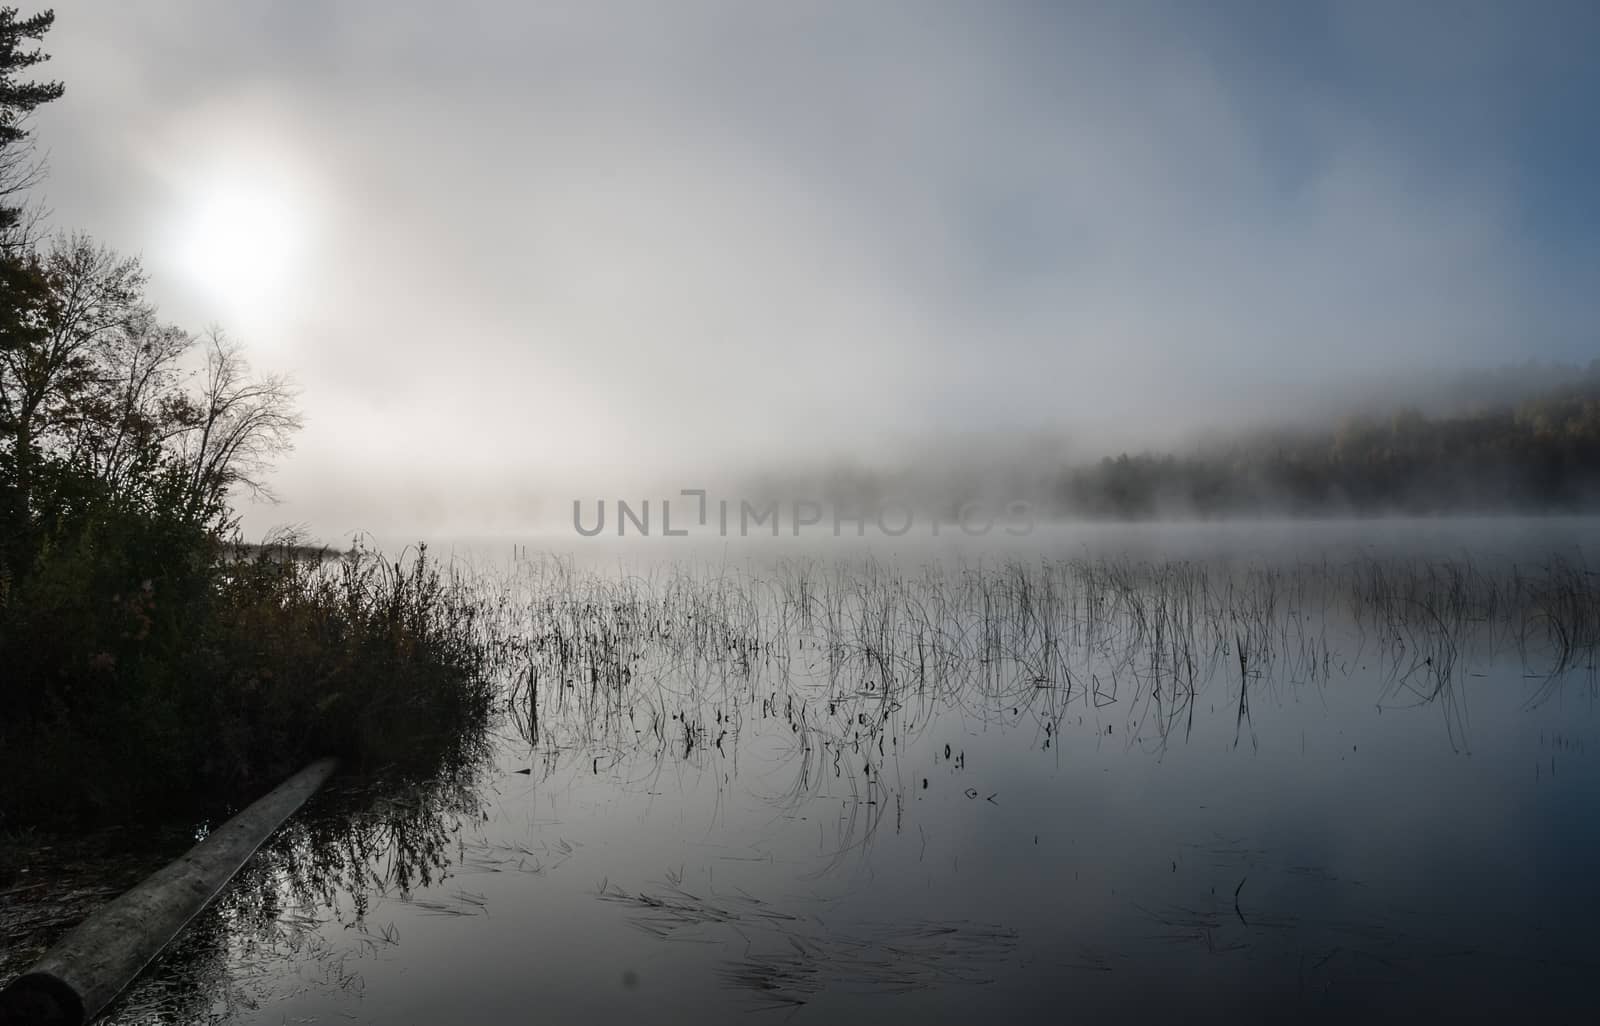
[46,522,1600,1021]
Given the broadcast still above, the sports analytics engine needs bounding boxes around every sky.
[28,1,1600,538]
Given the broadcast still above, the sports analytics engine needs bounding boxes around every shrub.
[0,537,501,827]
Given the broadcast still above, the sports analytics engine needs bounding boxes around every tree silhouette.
[0,6,62,245]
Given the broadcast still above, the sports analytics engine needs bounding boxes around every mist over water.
[30,519,1592,1023]
[33,3,1600,539]
[7,3,1600,1023]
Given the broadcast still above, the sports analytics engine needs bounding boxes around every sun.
[175,173,305,314]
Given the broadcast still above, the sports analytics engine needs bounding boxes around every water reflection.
[20,542,1599,1021]
[501,552,1598,856]
[83,745,494,1023]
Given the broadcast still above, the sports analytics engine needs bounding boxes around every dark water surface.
[18,521,1600,1023]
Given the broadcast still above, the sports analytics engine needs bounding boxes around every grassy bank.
[0,538,502,827]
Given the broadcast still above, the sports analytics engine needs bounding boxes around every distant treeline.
[1054,364,1600,517]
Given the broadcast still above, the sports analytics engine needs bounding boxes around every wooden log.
[0,758,338,1025]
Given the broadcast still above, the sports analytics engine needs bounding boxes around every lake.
[25,519,1600,1022]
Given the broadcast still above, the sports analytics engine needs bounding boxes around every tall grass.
[501,550,1600,786]
[0,540,506,826]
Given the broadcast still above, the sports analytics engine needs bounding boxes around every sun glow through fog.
[176,174,303,313]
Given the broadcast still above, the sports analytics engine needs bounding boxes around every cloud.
[35,1,1600,535]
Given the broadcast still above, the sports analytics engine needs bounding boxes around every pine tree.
[0,7,63,239]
